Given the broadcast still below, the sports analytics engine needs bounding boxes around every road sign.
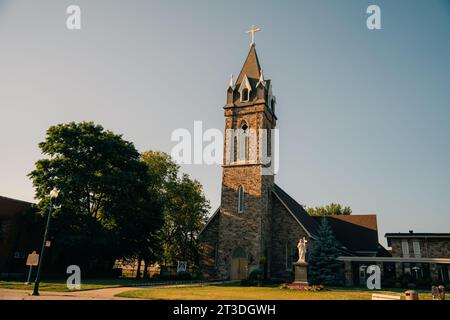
[26,251,39,266]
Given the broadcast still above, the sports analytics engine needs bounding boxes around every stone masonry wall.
[390,238,450,258]
[215,102,275,279]
[198,213,220,278]
[269,195,309,279]
[216,165,270,278]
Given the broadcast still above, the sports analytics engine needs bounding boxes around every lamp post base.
[32,282,40,296]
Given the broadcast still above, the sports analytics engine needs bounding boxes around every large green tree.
[308,218,343,286]
[29,122,162,274]
[140,151,210,269]
[162,174,210,268]
[307,203,352,216]
[135,151,178,277]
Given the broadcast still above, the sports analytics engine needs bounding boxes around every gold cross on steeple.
[246,25,261,46]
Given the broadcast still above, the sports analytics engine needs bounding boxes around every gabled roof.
[385,233,450,239]
[238,74,252,93]
[235,45,262,86]
[272,184,319,237]
[199,207,220,236]
[272,185,384,255]
[312,215,381,253]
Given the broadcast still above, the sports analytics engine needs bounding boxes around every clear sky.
[1,0,449,246]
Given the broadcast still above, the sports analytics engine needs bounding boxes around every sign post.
[177,261,187,273]
[25,251,39,285]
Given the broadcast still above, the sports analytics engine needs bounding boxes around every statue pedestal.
[293,262,309,286]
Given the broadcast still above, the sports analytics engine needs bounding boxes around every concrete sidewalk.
[0,281,230,300]
[0,287,143,300]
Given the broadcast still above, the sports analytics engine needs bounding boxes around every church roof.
[312,215,382,254]
[272,184,320,237]
[235,45,262,87]
[272,185,385,255]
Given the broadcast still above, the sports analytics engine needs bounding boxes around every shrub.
[414,277,432,288]
[279,283,288,290]
[285,284,325,291]
[248,268,264,282]
[155,271,194,281]
[239,269,265,287]
[240,279,254,286]
[407,283,417,289]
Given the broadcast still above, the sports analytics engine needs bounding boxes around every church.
[198,30,388,282]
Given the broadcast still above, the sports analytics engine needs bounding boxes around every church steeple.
[226,44,276,116]
[235,45,262,86]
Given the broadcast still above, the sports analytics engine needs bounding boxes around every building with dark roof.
[0,196,42,277]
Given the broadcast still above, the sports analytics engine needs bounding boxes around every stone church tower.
[200,43,278,280]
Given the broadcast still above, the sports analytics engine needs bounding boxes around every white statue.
[297,237,308,263]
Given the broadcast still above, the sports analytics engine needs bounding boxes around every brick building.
[198,42,387,281]
[385,232,450,284]
[0,196,42,277]
[338,232,450,287]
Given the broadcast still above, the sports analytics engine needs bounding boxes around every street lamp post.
[32,187,59,296]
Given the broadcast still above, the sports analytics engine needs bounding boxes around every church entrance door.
[231,247,248,280]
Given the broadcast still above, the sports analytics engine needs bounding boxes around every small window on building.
[413,240,421,258]
[241,88,249,102]
[0,221,3,241]
[401,240,410,258]
[214,243,219,267]
[448,266,450,282]
[237,185,245,213]
[233,135,238,162]
[285,242,293,270]
[13,252,24,259]
[403,262,411,275]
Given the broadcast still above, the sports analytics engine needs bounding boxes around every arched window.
[237,122,248,162]
[237,185,245,213]
[285,242,294,270]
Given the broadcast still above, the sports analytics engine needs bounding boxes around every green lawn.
[0,278,157,292]
[0,280,434,300]
[117,285,433,300]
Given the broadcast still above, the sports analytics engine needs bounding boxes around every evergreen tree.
[308,218,343,285]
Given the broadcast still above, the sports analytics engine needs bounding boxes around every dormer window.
[241,88,249,102]
[239,75,252,102]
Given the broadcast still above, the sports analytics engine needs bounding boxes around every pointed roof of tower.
[235,45,262,86]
